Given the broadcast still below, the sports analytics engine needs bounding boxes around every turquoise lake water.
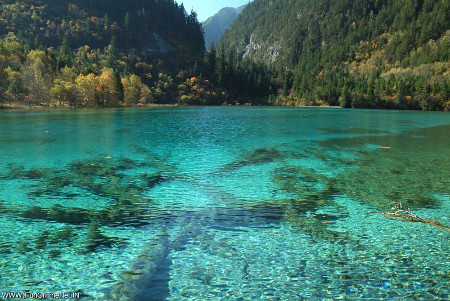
[0,107,449,300]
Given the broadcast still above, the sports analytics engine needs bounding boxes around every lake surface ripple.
[0,107,449,300]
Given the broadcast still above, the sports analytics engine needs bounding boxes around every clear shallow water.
[0,107,449,300]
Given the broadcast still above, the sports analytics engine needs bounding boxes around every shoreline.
[0,103,180,113]
[0,102,343,113]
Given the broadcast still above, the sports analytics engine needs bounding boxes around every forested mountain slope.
[218,0,449,110]
[0,0,214,106]
[0,0,204,60]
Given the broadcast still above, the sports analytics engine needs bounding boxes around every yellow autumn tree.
[21,50,53,103]
[96,68,116,106]
[75,73,98,106]
[122,74,151,105]
[51,66,78,106]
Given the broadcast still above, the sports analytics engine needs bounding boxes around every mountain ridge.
[217,0,449,110]
[202,6,244,47]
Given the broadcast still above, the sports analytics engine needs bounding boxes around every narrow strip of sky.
[180,0,251,22]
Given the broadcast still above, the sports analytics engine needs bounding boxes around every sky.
[180,0,252,22]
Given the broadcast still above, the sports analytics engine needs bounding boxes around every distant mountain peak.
[202,5,245,47]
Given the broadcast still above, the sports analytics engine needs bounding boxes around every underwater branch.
[379,202,450,230]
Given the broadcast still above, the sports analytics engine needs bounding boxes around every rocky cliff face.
[217,0,449,109]
[240,32,282,64]
[145,33,176,54]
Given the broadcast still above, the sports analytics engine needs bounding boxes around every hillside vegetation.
[217,0,449,110]
[0,0,232,107]
[1,0,448,109]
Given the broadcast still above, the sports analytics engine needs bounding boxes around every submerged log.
[379,203,450,230]
[380,212,450,230]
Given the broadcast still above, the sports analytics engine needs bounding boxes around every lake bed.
[0,107,449,299]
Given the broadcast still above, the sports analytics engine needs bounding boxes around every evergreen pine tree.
[204,43,216,79]
[104,13,109,30]
[339,85,351,108]
[107,36,119,68]
[124,12,130,28]
[215,48,226,86]
[114,70,124,104]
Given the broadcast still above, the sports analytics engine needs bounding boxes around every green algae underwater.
[0,107,449,300]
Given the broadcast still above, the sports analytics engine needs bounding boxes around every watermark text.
[1,292,80,299]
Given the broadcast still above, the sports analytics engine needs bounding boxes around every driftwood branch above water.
[379,202,450,230]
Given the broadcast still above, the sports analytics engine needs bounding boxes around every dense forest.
[218,0,450,110]
[0,0,235,107]
[0,0,449,110]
